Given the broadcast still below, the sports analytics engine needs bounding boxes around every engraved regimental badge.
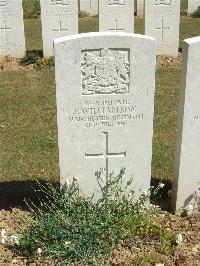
[0,0,7,6]
[81,48,130,95]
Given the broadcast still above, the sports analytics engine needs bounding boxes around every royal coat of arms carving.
[81,48,130,95]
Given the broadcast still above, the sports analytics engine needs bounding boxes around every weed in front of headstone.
[13,169,177,264]
[20,51,40,66]
[20,52,54,69]
[35,57,54,70]
[192,6,200,18]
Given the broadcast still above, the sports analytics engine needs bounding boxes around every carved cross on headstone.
[109,19,124,32]
[85,132,126,179]
[0,21,11,44]
[155,19,169,43]
[52,20,68,36]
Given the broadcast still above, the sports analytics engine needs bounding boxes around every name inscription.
[66,99,144,128]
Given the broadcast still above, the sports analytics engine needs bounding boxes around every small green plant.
[32,0,41,18]
[35,57,54,70]
[20,53,54,69]
[20,51,40,66]
[15,169,156,263]
[158,228,177,254]
[180,9,187,16]
[192,6,200,18]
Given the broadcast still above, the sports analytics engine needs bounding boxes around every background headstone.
[188,0,200,14]
[40,0,78,56]
[172,36,200,213]
[99,0,134,33]
[54,32,156,198]
[137,0,144,17]
[144,0,180,56]
[0,0,25,57]
[80,0,99,16]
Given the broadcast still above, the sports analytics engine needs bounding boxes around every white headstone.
[54,32,156,198]
[188,0,200,14]
[80,0,99,16]
[0,0,25,57]
[172,36,200,213]
[40,0,78,56]
[99,0,134,33]
[144,0,180,56]
[137,0,144,17]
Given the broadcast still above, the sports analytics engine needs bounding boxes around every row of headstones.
[81,0,200,17]
[1,0,181,57]
[54,32,200,214]
[135,0,200,16]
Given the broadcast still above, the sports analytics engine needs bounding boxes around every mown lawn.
[1,16,200,182]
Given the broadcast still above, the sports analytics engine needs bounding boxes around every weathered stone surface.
[0,0,25,57]
[188,0,200,14]
[40,0,78,56]
[172,36,200,213]
[80,0,99,16]
[144,0,180,56]
[99,0,134,33]
[54,32,156,198]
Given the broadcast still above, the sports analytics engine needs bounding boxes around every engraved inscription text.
[155,0,171,5]
[51,0,68,5]
[108,0,125,5]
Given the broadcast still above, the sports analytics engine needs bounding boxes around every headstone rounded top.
[54,32,156,45]
[184,36,200,45]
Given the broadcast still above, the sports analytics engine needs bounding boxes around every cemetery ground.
[0,16,200,265]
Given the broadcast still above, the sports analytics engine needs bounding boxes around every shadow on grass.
[151,177,172,212]
[25,50,43,57]
[0,177,172,212]
[0,180,59,210]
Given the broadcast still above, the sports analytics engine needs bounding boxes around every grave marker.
[54,32,156,198]
[144,0,180,56]
[188,0,200,14]
[172,36,200,213]
[0,0,25,57]
[80,0,99,16]
[40,0,78,56]
[137,0,144,17]
[99,0,134,33]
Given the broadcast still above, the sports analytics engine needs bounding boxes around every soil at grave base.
[0,54,182,72]
[0,57,34,72]
[0,209,199,266]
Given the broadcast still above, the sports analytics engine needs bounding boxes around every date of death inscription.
[66,99,145,128]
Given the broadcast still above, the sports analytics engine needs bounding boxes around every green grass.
[22,0,35,16]
[1,16,200,182]
[25,19,43,51]
[152,68,180,180]
[1,70,58,182]
[181,0,188,12]
[180,17,200,47]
